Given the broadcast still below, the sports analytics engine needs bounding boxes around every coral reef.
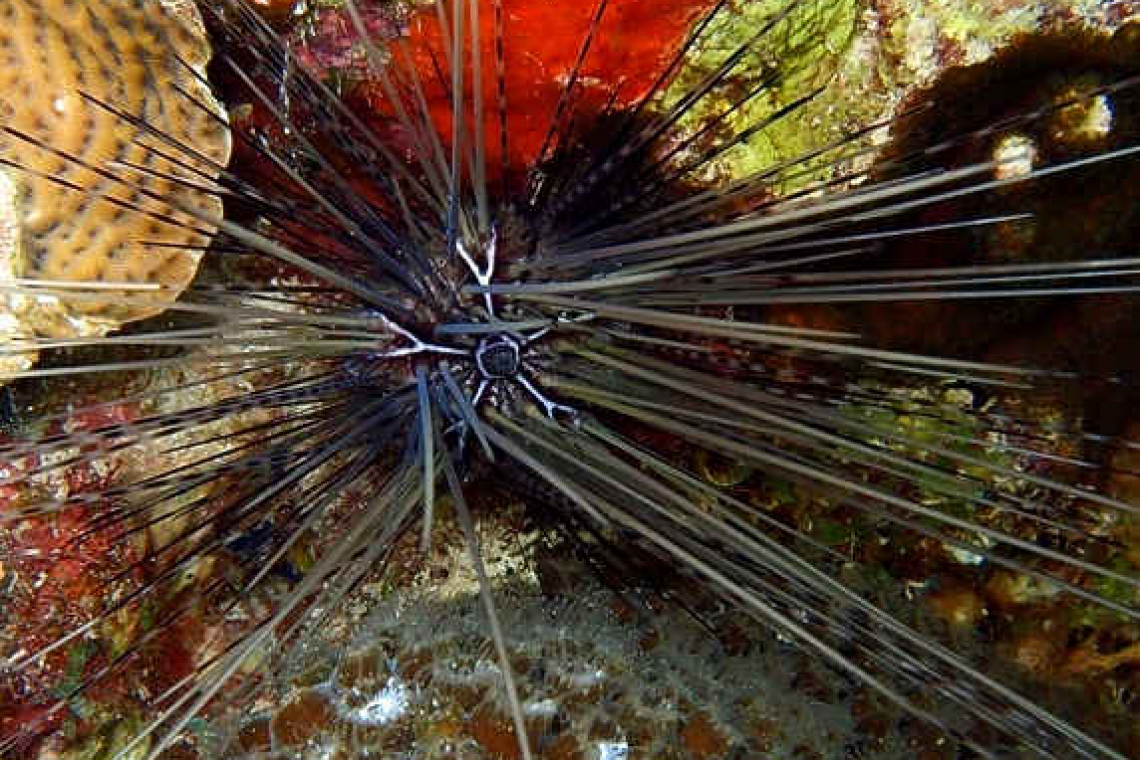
[0,0,230,378]
[2,1,1139,759]
[204,580,914,760]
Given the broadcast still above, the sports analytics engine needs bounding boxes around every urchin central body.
[366,227,574,423]
[475,334,521,379]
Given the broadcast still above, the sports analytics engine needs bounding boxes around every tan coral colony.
[0,0,231,379]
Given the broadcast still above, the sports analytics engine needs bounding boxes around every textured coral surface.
[207,584,908,760]
[0,0,229,375]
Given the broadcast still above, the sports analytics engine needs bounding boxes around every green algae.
[661,0,1120,192]
[876,0,1042,87]
[842,386,1023,505]
[66,714,150,760]
[661,0,864,190]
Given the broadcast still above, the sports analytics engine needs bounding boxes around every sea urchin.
[2,1,1140,759]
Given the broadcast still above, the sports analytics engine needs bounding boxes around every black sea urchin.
[2,1,1140,759]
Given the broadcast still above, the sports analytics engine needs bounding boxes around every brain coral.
[0,0,231,378]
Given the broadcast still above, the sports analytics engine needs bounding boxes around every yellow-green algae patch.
[663,0,1137,190]
[660,0,863,189]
